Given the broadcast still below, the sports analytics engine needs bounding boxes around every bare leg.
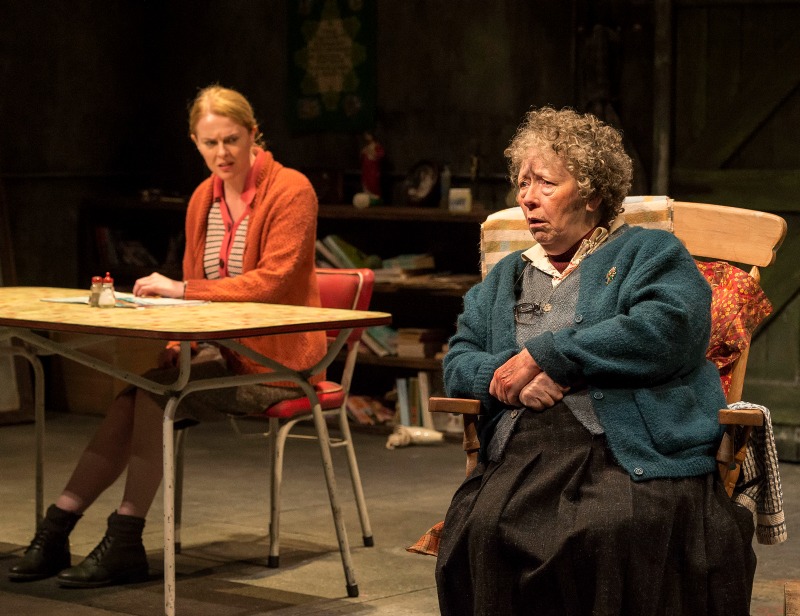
[117,389,165,518]
[57,391,137,514]
[57,387,165,518]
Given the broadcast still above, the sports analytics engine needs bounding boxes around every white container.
[448,188,472,213]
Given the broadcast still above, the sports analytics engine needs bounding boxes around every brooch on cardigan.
[605,267,617,285]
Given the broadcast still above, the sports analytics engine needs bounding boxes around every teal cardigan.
[443,225,727,480]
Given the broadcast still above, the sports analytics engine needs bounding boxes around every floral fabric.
[697,260,772,397]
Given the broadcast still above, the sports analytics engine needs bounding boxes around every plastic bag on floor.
[386,425,444,450]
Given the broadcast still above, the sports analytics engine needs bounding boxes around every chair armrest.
[429,397,481,415]
[785,582,800,616]
[429,397,481,476]
[718,407,763,426]
[716,406,763,498]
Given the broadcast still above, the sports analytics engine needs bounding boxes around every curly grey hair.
[504,107,633,225]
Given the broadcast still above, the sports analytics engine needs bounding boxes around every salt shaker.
[98,272,116,308]
[89,275,103,307]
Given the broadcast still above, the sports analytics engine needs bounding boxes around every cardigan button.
[634,467,644,476]
[592,391,604,400]
[575,314,584,323]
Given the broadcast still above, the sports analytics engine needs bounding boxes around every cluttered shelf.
[342,349,443,372]
[318,204,488,223]
[373,273,480,297]
[316,203,481,394]
[78,195,187,289]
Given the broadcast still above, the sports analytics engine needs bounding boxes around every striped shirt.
[204,202,248,279]
[203,152,264,280]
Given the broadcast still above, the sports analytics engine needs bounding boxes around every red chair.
[173,268,376,597]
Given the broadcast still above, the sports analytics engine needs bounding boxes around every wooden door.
[668,0,800,459]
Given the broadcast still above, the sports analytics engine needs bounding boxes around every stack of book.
[345,394,395,426]
[315,235,437,284]
[315,235,382,269]
[381,253,435,270]
[395,328,448,359]
[360,325,398,357]
[394,372,435,428]
[373,253,436,282]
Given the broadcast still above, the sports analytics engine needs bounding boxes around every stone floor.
[0,411,798,615]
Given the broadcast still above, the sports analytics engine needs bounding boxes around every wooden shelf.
[316,201,483,396]
[374,276,479,297]
[338,349,443,372]
[319,204,488,223]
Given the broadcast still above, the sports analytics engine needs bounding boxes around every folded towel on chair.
[729,401,787,545]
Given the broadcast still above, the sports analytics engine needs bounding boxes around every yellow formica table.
[0,287,391,615]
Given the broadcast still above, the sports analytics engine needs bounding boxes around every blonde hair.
[504,107,633,224]
[188,85,264,147]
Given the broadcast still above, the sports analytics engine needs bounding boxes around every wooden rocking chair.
[415,197,792,609]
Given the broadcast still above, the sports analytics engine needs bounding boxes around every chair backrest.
[480,196,787,403]
[316,268,375,345]
[481,196,786,277]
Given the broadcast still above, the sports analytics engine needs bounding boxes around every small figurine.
[360,131,385,201]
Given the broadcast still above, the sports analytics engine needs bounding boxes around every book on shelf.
[372,267,407,282]
[395,377,410,426]
[417,370,434,429]
[317,235,382,270]
[360,330,390,357]
[393,371,437,428]
[362,325,397,356]
[381,253,435,271]
[322,234,369,268]
[347,394,394,425]
[315,239,346,268]
[368,397,395,423]
[346,395,375,425]
[407,376,420,426]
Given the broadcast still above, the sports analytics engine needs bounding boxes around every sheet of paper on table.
[41,292,208,308]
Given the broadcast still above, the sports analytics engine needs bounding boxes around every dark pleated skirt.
[435,403,756,616]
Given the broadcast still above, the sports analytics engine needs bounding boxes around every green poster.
[288,0,376,132]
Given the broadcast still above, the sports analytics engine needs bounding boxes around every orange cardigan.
[182,149,326,385]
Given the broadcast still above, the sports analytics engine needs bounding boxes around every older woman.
[9,85,327,588]
[435,107,756,615]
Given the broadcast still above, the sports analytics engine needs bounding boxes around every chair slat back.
[672,201,786,267]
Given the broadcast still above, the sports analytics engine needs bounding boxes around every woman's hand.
[133,272,184,298]
[519,371,570,411]
[489,348,541,406]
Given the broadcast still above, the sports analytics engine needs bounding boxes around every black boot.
[9,504,82,581]
[57,511,149,588]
